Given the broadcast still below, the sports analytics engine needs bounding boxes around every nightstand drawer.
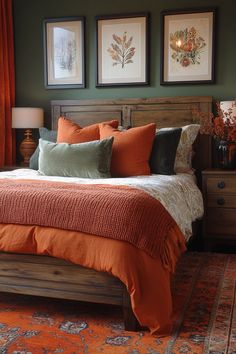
[0,166,21,172]
[206,177,236,194]
[207,208,236,235]
[207,195,236,208]
[202,169,236,249]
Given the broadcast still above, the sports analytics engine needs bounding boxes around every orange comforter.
[0,222,186,335]
[0,179,176,259]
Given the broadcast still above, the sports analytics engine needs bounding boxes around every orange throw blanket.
[0,179,178,259]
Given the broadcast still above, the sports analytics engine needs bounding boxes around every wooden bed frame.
[0,96,212,331]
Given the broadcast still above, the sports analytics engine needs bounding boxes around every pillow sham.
[174,124,200,173]
[99,123,156,177]
[57,117,119,144]
[29,127,57,170]
[149,128,182,175]
[38,137,114,178]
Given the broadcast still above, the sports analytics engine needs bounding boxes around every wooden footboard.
[0,252,139,331]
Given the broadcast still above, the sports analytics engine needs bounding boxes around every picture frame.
[43,17,85,89]
[96,13,149,87]
[161,8,216,85]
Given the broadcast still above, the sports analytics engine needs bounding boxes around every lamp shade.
[12,107,44,128]
[220,101,236,121]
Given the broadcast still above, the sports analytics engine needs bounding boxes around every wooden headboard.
[51,96,212,172]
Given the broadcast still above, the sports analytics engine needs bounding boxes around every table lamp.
[220,101,236,123]
[12,107,44,166]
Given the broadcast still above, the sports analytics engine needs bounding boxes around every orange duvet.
[0,222,186,335]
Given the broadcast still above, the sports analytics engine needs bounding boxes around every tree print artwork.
[107,32,135,68]
[170,27,206,67]
[57,37,76,72]
[53,27,77,78]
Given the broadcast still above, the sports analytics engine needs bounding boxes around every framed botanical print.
[161,8,216,85]
[96,13,149,87]
[44,17,85,89]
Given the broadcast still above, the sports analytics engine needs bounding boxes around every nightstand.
[202,169,236,251]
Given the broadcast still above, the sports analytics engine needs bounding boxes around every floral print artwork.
[170,26,206,67]
[107,32,135,68]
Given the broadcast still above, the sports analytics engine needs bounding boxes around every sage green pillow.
[38,137,114,178]
[29,128,57,170]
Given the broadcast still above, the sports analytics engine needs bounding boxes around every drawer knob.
[217,198,225,206]
[217,181,225,189]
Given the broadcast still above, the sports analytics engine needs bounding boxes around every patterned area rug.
[0,252,235,353]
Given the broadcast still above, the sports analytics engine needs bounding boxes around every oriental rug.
[0,252,235,353]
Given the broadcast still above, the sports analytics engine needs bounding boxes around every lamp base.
[19,129,37,166]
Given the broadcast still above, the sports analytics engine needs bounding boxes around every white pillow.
[174,124,200,173]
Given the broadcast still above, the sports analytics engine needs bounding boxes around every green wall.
[13,0,236,127]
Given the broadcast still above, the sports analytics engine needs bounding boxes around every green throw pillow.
[29,127,57,170]
[38,137,114,178]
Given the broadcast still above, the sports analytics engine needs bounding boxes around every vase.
[218,140,236,169]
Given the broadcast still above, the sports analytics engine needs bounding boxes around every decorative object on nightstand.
[196,99,236,169]
[218,101,236,169]
[0,165,23,172]
[12,107,44,166]
[202,169,236,251]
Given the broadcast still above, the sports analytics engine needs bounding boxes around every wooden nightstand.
[0,165,22,172]
[202,169,236,251]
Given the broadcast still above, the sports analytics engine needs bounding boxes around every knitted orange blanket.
[0,179,179,259]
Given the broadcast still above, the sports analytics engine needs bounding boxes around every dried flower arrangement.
[196,100,236,142]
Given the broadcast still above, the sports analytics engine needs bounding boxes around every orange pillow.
[57,117,119,144]
[99,123,156,177]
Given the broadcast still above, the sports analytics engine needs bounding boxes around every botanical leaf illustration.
[113,34,122,45]
[125,37,133,50]
[107,32,135,68]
